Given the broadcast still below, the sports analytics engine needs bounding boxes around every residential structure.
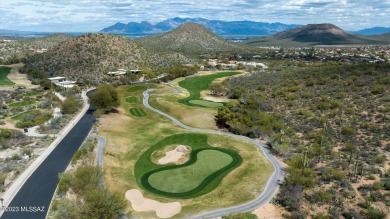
[48,77,76,88]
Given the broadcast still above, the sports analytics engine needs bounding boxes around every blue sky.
[1,0,389,32]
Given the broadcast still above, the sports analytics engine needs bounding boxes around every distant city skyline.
[1,0,390,32]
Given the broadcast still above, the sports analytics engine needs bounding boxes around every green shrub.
[15,110,52,128]
[341,126,356,136]
[61,97,79,114]
[366,207,386,219]
[0,173,7,187]
[57,172,73,195]
[80,188,126,219]
[223,212,258,219]
[72,166,102,195]
[371,85,385,94]
[53,199,79,219]
[71,148,88,164]
[11,154,21,160]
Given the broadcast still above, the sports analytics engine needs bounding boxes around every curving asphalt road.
[143,88,285,218]
[0,92,96,219]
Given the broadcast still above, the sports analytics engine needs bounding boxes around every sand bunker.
[125,189,181,218]
[158,145,190,165]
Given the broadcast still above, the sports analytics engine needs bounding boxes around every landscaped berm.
[135,133,242,198]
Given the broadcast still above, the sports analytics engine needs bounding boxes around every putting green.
[178,71,240,108]
[135,133,242,198]
[129,108,147,117]
[127,86,147,92]
[126,96,138,103]
[188,100,223,108]
[148,150,233,193]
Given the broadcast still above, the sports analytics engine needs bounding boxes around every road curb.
[0,88,93,217]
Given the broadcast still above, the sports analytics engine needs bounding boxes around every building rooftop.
[48,77,66,80]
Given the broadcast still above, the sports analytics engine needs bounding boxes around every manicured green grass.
[135,133,242,198]
[148,150,233,193]
[188,100,223,108]
[101,85,273,217]
[8,100,36,107]
[129,107,147,117]
[126,96,138,103]
[10,110,34,120]
[0,66,15,86]
[178,72,240,107]
[25,91,42,97]
[127,86,147,92]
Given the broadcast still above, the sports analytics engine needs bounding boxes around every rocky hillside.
[18,33,73,49]
[23,33,188,83]
[217,62,389,218]
[136,23,250,57]
[247,24,389,46]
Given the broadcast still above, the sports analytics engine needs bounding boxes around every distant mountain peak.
[174,22,213,33]
[274,23,351,42]
[352,26,390,35]
[100,17,299,37]
[135,23,249,56]
[247,23,388,46]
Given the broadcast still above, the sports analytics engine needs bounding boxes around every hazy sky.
[1,0,390,32]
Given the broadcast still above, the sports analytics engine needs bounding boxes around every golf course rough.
[178,71,240,108]
[127,85,147,92]
[135,133,242,199]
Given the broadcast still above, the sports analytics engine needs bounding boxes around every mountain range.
[100,17,299,37]
[351,27,390,35]
[246,23,390,46]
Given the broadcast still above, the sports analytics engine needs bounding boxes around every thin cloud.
[1,0,389,32]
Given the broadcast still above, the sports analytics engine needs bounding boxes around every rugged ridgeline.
[0,33,74,64]
[246,24,390,47]
[23,33,188,83]
[101,17,299,36]
[371,32,390,41]
[135,23,251,57]
[351,27,390,35]
[18,33,74,49]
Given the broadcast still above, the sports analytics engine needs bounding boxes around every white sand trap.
[125,189,181,218]
[158,145,189,165]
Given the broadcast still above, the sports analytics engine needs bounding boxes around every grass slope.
[0,66,15,85]
[179,71,240,107]
[127,86,147,92]
[8,100,36,107]
[135,133,242,198]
